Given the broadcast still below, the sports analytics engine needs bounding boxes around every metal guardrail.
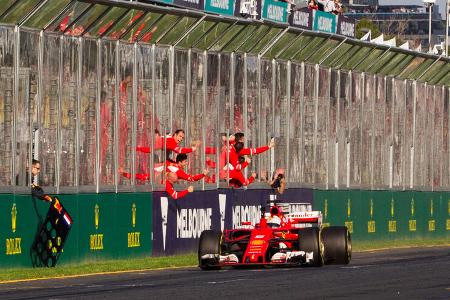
[0,0,447,85]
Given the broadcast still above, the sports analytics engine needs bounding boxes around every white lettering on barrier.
[267,5,284,22]
[293,11,310,27]
[232,205,261,228]
[318,17,333,32]
[211,0,229,10]
[340,21,355,37]
[183,0,200,4]
[177,208,212,238]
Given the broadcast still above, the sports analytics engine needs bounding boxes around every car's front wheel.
[198,230,222,270]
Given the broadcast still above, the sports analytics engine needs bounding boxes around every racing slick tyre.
[298,227,323,267]
[321,226,351,265]
[198,230,222,270]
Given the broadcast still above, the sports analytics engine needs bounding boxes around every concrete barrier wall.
[1,188,448,267]
[313,190,450,241]
[0,193,152,267]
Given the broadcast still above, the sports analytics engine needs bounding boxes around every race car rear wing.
[286,211,323,228]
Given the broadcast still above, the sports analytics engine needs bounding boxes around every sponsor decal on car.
[250,239,264,246]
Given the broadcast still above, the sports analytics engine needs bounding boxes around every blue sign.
[312,10,337,34]
[174,0,205,9]
[152,188,313,255]
[234,0,262,19]
[152,190,221,255]
[262,0,288,23]
[205,0,235,16]
[337,15,355,38]
[289,7,313,30]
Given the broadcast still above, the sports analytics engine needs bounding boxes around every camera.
[271,174,284,189]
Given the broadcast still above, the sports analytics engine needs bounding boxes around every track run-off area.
[0,246,449,299]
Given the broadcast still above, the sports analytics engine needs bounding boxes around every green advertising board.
[312,10,337,34]
[205,0,235,16]
[314,190,450,243]
[0,192,152,267]
[262,0,288,23]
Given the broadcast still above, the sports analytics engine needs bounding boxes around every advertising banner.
[234,0,262,20]
[152,188,313,255]
[312,10,337,34]
[205,0,235,16]
[115,193,153,258]
[288,7,313,30]
[174,0,205,10]
[261,0,288,23]
[148,0,174,4]
[337,15,355,38]
[152,190,221,255]
[313,190,450,242]
[0,194,34,267]
[223,188,314,229]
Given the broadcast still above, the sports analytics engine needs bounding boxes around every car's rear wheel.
[321,226,351,265]
[298,227,323,267]
[198,230,222,270]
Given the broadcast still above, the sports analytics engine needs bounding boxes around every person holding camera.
[270,168,286,194]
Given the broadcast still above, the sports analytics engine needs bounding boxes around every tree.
[355,18,381,39]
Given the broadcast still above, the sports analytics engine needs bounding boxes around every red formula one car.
[198,202,351,269]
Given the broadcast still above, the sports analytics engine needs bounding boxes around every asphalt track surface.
[1,246,449,300]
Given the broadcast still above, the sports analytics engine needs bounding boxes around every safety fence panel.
[361,74,374,188]
[314,66,329,187]
[99,39,117,188]
[79,38,98,187]
[288,62,303,184]
[349,72,362,187]
[15,30,38,188]
[245,55,260,177]
[188,51,206,177]
[337,71,350,188]
[0,192,152,267]
[392,78,406,189]
[3,26,450,201]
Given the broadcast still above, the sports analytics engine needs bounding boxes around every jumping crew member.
[167,153,208,182]
[165,172,194,200]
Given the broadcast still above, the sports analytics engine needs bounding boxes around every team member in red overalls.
[136,129,200,162]
[225,142,255,188]
[165,172,194,200]
[166,153,208,182]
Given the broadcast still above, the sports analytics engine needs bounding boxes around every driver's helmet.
[267,215,282,228]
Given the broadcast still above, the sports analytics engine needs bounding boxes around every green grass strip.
[1,239,449,282]
[352,238,450,252]
[0,253,197,283]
